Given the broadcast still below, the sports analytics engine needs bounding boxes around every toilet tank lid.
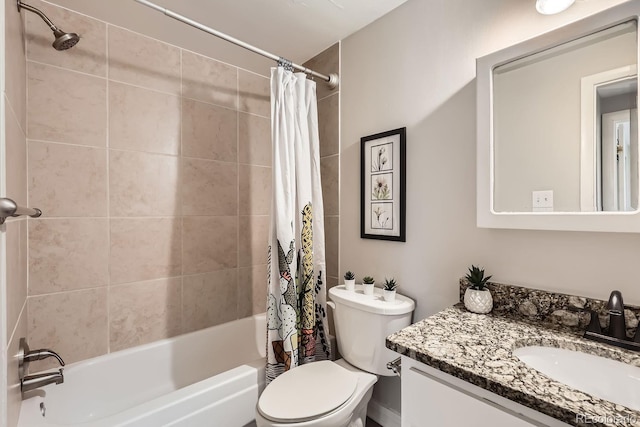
[329,285,415,315]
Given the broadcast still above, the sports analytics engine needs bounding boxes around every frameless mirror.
[477,1,640,232]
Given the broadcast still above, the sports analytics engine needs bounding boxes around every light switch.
[532,190,553,212]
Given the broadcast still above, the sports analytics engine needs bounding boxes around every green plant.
[344,271,355,280]
[465,265,492,291]
[383,278,398,291]
[363,276,375,285]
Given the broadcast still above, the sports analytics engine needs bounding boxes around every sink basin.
[513,346,640,411]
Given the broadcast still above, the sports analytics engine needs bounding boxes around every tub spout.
[21,368,64,393]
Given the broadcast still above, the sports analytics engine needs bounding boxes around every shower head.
[52,29,80,51]
[17,0,80,51]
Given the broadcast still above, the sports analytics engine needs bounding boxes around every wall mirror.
[477,1,640,232]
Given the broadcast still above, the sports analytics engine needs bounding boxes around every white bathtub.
[18,314,266,427]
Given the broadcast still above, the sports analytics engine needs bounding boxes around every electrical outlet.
[532,190,553,211]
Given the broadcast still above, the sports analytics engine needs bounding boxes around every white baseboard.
[368,399,401,427]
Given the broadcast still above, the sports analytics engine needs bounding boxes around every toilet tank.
[328,285,415,376]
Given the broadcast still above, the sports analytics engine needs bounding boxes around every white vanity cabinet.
[400,356,571,427]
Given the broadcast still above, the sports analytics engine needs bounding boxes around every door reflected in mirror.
[492,21,638,213]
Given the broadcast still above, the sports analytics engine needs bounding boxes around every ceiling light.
[536,0,575,15]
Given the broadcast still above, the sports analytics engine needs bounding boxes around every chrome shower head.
[52,29,80,51]
[17,0,80,51]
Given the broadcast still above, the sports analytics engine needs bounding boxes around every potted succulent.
[344,271,356,291]
[463,265,493,314]
[383,278,398,302]
[362,276,375,296]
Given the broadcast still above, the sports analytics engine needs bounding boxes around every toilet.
[256,285,415,427]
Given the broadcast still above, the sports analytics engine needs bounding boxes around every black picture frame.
[360,127,406,242]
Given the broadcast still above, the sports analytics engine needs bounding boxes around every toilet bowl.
[256,285,415,427]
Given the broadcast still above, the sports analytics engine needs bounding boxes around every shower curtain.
[266,66,331,384]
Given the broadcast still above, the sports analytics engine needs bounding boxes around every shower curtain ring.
[278,57,293,71]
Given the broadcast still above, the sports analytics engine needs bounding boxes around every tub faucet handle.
[24,348,65,366]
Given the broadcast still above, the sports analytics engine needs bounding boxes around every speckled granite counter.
[387,305,640,427]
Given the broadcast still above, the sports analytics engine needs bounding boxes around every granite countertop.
[386,306,640,427]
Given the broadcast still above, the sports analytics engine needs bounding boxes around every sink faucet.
[576,291,640,352]
[21,369,64,393]
[18,338,65,393]
[606,290,627,340]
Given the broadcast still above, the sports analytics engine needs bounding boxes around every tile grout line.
[317,90,339,103]
[236,66,241,319]
[337,40,342,279]
[105,22,111,356]
[24,138,272,168]
[7,299,27,352]
[180,48,185,335]
[25,265,267,300]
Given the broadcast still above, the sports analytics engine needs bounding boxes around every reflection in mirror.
[583,70,637,212]
[492,21,638,213]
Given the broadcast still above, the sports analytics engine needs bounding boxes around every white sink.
[513,346,640,411]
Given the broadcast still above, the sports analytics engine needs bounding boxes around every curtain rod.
[134,0,340,89]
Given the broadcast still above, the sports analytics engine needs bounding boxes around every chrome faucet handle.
[24,349,65,366]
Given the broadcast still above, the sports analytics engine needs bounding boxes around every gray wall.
[341,0,637,414]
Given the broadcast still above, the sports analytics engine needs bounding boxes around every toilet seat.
[258,360,359,423]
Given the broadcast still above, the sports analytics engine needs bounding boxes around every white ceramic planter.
[464,288,493,314]
[363,283,375,295]
[383,289,396,302]
[344,279,355,291]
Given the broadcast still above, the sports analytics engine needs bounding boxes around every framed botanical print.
[360,127,406,242]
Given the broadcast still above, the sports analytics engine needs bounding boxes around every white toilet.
[256,285,415,427]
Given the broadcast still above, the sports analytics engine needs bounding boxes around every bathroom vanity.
[401,355,565,426]
[387,281,640,427]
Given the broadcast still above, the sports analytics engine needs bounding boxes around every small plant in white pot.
[344,271,356,291]
[383,278,398,302]
[362,276,375,296]
[463,265,493,314]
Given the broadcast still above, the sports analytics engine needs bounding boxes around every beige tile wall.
[20,1,339,372]
[4,0,28,425]
[24,0,272,368]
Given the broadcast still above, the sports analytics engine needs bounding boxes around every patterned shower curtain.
[266,66,331,384]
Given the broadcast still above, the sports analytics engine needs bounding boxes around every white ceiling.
[44,0,409,76]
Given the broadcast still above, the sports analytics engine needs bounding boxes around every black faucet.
[577,290,640,352]
[606,290,627,340]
